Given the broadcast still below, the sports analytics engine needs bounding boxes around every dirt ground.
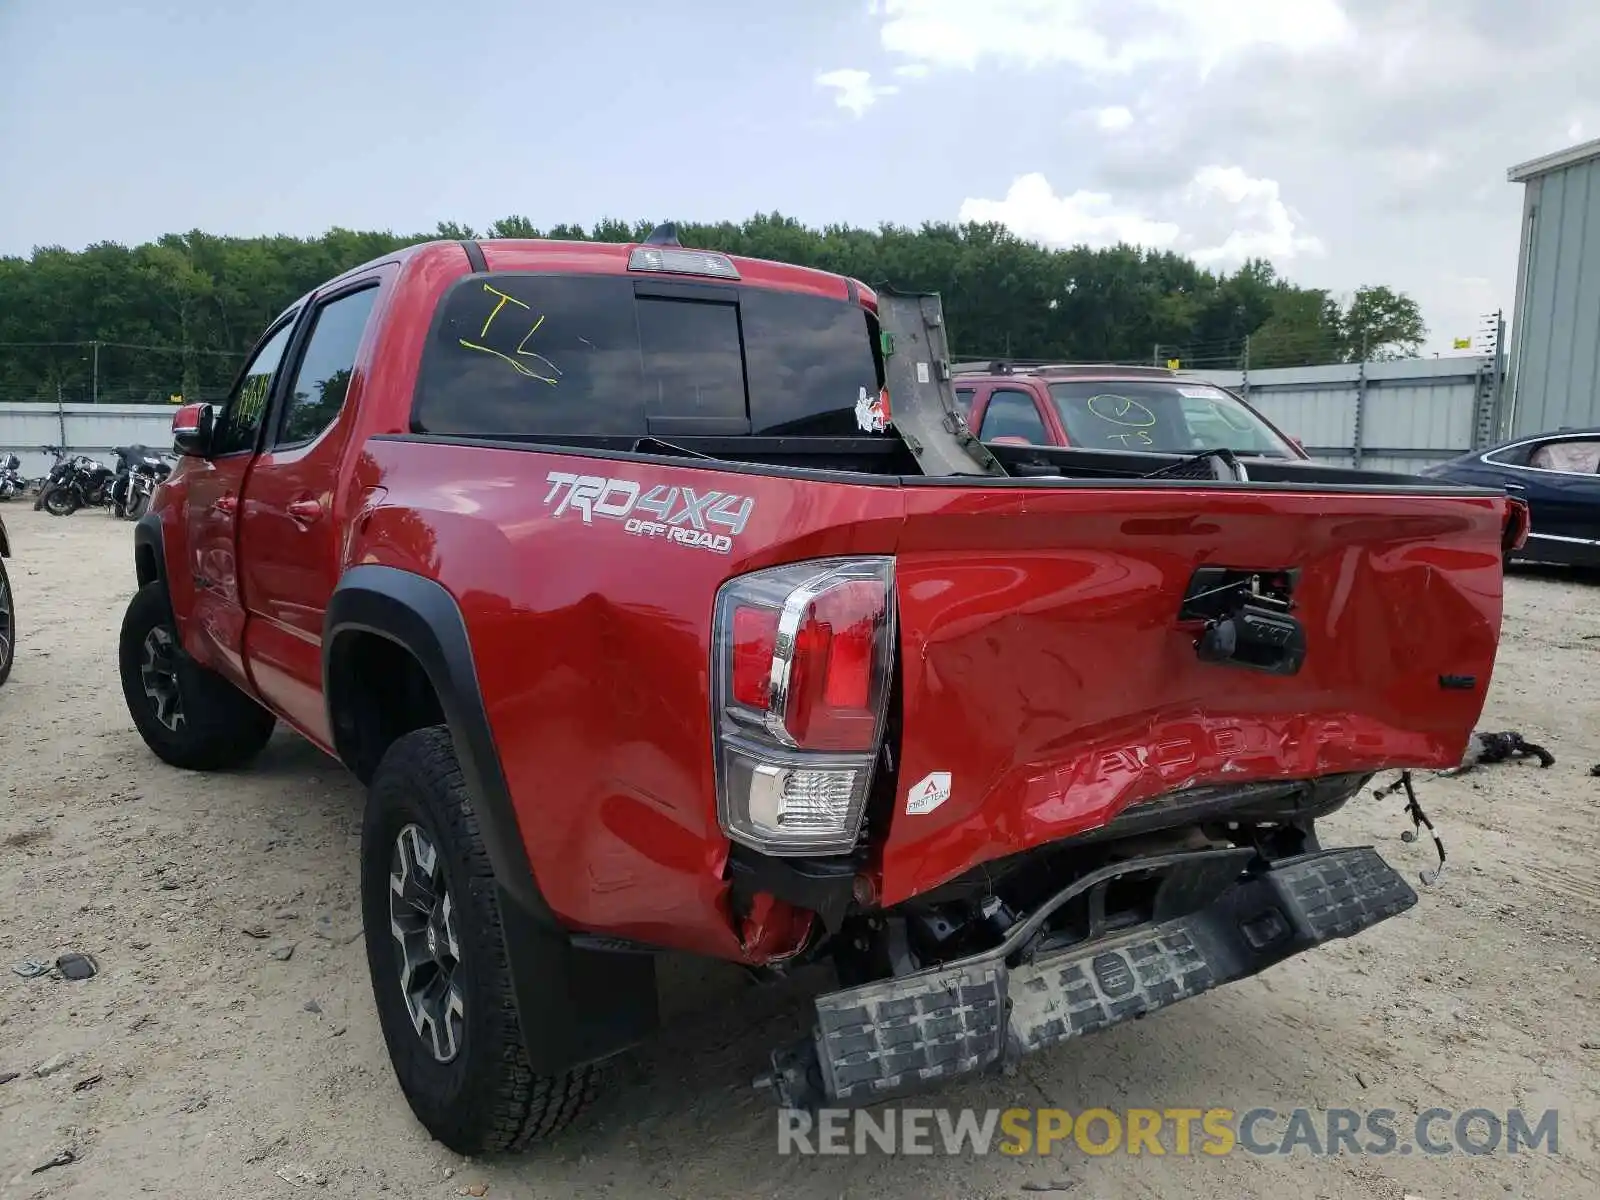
[1,502,1597,1200]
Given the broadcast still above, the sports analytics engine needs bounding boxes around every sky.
[2,0,1598,355]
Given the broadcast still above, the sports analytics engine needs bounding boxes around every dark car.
[1420,428,1600,567]
[0,511,12,686]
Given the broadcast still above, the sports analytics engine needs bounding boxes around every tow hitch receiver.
[759,846,1415,1110]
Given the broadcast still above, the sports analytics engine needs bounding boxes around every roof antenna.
[642,222,680,246]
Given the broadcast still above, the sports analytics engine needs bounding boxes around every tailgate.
[880,482,1507,904]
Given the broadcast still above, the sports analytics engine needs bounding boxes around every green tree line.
[0,214,1425,404]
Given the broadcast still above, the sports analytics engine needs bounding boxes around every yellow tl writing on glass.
[458,282,563,385]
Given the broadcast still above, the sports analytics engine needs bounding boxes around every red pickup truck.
[119,229,1523,1153]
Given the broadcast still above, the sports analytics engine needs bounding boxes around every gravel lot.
[1,502,1597,1199]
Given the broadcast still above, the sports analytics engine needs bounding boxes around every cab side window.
[213,320,295,456]
[978,389,1049,444]
[278,287,380,447]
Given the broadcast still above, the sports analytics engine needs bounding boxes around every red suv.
[952,362,1308,459]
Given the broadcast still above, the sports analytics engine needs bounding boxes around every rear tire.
[42,486,78,517]
[118,581,276,770]
[361,727,607,1154]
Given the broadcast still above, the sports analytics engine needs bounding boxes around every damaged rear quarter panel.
[355,437,904,960]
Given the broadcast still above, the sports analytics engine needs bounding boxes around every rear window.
[412,273,881,439]
[1048,380,1294,457]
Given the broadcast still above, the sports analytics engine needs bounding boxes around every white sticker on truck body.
[906,772,952,815]
[542,471,753,555]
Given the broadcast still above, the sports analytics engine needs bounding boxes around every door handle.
[1504,481,1526,492]
[287,498,323,527]
[213,494,237,515]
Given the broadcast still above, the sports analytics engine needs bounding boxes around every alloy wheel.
[389,824,465,1063]
[139,626,185,731]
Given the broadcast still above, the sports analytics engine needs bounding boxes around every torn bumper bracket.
[759,845,1416,1110]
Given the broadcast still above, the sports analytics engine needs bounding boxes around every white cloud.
[1186,165,1324,263]
[829,0,1600,353]
[958,173,1181,250]
[958,166,1322,267]
[1094,105,1135,133]
[893,62,931,78]
[815,68,898,117]
[875,0,1352,75]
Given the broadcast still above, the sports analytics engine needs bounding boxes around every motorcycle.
[0,453,23,501]
[39,452,115,517]
[110,445,145,518]
[32,446,69,511]
[113,446,173,519]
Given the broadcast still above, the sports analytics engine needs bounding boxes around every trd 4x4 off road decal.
[543,472,754,554]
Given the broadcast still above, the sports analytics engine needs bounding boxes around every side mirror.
[172,403,214,457]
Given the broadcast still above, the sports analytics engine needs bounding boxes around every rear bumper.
[760,846,1416,1109]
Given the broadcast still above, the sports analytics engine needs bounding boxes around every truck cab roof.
[320,235,876,310]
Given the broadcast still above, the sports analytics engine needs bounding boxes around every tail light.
[1503,496,1530,553]
[712,557,896,855]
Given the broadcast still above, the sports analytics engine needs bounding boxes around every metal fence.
[1187,354,1501,474]
[0,402,180,480]
[1,354,1505,481]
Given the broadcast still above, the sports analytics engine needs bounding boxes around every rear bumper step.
[760,846,1416,1109]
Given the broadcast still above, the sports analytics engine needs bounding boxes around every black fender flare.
[0,516,10,559]
[133,512,164,586]
[323,565,657,1075]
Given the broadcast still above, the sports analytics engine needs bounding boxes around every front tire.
[0,556,14,687]
[361,727,606,1154]
[42,486,79,517]
[118,581,276,770]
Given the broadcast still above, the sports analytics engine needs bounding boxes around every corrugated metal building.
[1505,137,1600,437]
